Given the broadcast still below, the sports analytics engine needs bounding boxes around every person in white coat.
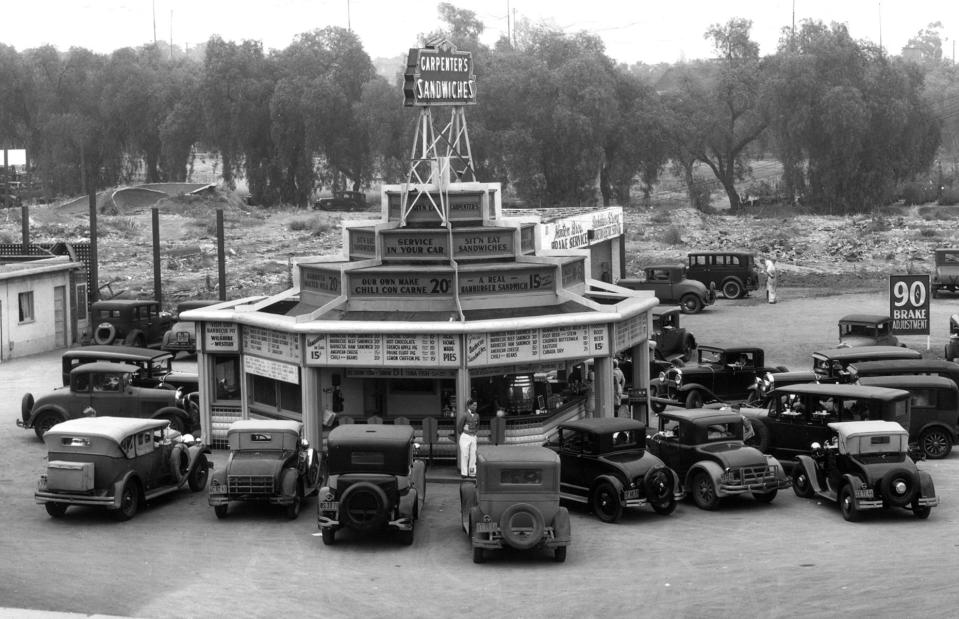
[765,257,778,304]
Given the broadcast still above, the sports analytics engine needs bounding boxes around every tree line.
[0,3,956,214]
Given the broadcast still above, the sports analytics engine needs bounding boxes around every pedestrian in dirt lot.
[765,256,778,304]
[456,398,480,478]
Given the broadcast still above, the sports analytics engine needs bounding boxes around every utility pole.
[507,0,511,48]
[152,0,157,46]
[170,10,173,60]
[347,0,351,31]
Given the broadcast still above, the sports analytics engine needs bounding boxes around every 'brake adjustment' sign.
[889,274,930,335]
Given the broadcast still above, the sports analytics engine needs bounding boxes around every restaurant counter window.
[18,291,34,323]
[248,372,303,417]
[213,356,241,401]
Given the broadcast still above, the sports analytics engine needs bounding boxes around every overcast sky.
[1,0,956,64]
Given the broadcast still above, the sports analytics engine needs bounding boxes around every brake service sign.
[889,274,930,335]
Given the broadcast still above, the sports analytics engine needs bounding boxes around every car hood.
[599,451,660,478]
[936,265,959,283]
[696,442,766,468]
[227,451,288,476]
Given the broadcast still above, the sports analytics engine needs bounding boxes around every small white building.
[0,255,84,361]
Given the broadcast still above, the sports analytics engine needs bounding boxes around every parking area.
[2,290,959,617]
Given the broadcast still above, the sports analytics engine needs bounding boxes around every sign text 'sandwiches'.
[404,42,476,106]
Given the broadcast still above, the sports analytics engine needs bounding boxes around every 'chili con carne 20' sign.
[404,40,476,106]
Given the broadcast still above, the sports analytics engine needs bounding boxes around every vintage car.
[90,299,173,348]
[649,345,787,411]
[792,421,938,521]
[745,370,817,407]
[946,314,959,362]
[313,190,368,211]
[544,418,682,522]
[18,362,199,439]
[161,300,220,355]
[209,420,321,519]
[846,358,959,391]
[317,424,426,546]
[837,314,901,348]
[740,383,912,462]
[811,346,921,383]
[857,375,958,459]
[35,416,210,520]
[647,409,791,510]
[931,248,959,297]
[617,265,716,314]
[652,305,696,362]
[460,445,570,563]
[686,251,760,299]
[60,345,198,395]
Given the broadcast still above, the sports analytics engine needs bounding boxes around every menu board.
[466,324,609,367]
[244,356,300,384]
[348,272,454,298]
[348,228,376,258]
[242,326,300,362]
[612,312,648,351]
[306,333,461,368]
[459,267,554,297]
[301,267,342,294]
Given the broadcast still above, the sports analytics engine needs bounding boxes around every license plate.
[319,501,338,511]
[475,521,496,533]
[624,489,640,500]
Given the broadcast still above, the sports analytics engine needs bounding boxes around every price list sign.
[486,329,538,364]
[326,333,383,366]
[539,325,591,361]
[243,326,300,362]
[306,333,461,367]
[612,312,648,351]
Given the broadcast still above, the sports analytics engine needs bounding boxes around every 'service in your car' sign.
[404,40,476,106]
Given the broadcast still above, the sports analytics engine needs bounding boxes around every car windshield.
[936,251,959,266]
[700,349,723,365]
[703,422,741,442]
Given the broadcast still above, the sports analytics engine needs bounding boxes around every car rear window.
[351,451,385,467]
[500,468,543,485]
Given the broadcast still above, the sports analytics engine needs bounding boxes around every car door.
[557,429,590,499]
[89,371,130,417]
[644,269,673,302]
[649,418,685,475]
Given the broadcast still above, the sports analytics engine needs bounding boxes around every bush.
[689,179,712,211]
[662,225,683,245]
[938,187,959,206]
[900,181,938,206]
[650,210,672,225]
[288,216,334,236]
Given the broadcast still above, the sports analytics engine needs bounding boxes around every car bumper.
[718,477,791,496]
[623,489,684,508]
[471,524,567,550]
[36,490,119,509]
[16,419,29,429]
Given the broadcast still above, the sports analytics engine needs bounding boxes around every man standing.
[765,256,778,304]
[456,399,480,478]
[613,358,626,417]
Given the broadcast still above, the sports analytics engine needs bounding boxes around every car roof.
[658,408,743,425]
[687,250,754,257]
[70,361,141,374]
[644,264,683,270]
[848,359,959,374]
[857,375,958,391]
[934,248,959,254]
[812,346,920,360]
[63,345,173,361]
[328,424,414,445]
[838,314,891,324]
[773,382,910,400]
[92,299,160,308]
[478,445,559,464]
[45,416,169,442]
[228,419,303,434]
[827,420,908,438]
[560,417,646,434]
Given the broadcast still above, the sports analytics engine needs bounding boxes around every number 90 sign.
[888,275,930,335]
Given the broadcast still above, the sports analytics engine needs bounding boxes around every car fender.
[151,405,192,426]
[113,470,142,507]
[279,467,299,498]
[592,474,625,497]
[674,382,720,402]
[794,455,825,494]
[765,455,789,482]
[398,487,417,518]
[122,329,147,346]
[551,506,571,544]
[685,460,724,490]
[917,422,957,444]
[917,470,937,499]
[840,473,866,500]
[29,404,69,426]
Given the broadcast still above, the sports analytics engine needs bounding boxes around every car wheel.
[472,546,485,564]
[753,489,777,503]
[94,322,116,345]
[33,412,62,440]
[285,484,303,520]
[644,468,676,515]
[45,502,68,518]
[321,527,336,546]
[553,546,567,563]
[590,481,623,523]
[881,468,917,508]
[722,279,743,299]
[684,390,704,409]
[339,481,388,531]
[21,393,34,421]
[499,503,546,549]
[114,479,140,521]
[650,395,666,414]
[792,465,815,498]
[188,454,210,492]
[680,294,703,314]
[690,471,719,510]
[912,498,932,520]
[838,484,861,522]
[919,427,952,460]
[214,504,229,519]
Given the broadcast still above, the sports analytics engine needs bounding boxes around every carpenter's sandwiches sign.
[404,39,476,106]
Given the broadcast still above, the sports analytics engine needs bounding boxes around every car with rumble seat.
[791,421,938,521]
[317,424,425,546]
[18,362,199,439]
[646,409,791,510]
[35,416,210,521]
[460,445,570,563]
[208,419,321,519]
[545,418,682,522]
[616,265,716,314]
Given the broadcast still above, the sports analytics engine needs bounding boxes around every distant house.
[0,255,85,360]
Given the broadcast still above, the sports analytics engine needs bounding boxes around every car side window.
[73,373,91,393]
[136,430,154,455]
[120,435,136,459]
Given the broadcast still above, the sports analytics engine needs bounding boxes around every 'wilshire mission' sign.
[404,39,476,106]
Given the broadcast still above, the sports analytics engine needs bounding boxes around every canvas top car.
[811,346,921,382]
[686,250,761,299]
[35,416,210,520]
[90,299,173,348]
[546,417,681,521]
[932,248,959,297]
[837,314,900,348]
